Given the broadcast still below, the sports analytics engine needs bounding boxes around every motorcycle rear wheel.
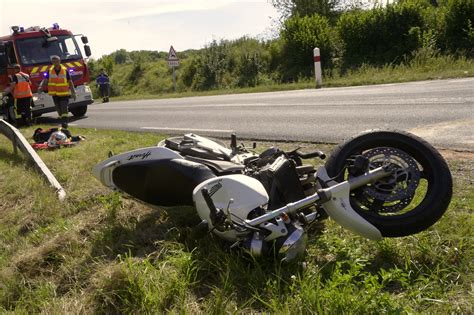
[325,130,452,237]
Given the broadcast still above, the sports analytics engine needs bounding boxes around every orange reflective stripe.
[13,72,33,99]
[48,66,71,96]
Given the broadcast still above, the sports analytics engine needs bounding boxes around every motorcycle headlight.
[32,95,39,102]
[279,226,307,262]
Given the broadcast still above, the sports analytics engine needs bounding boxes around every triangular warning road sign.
[168,45,178,60]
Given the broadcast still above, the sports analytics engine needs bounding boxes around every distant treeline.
[88,0,474,96]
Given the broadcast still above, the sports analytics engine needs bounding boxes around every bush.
[442,0,474,55]
[128,59,144,83]
[179,38,271,90]
[337,1,426,69]
[231,38,270,87]
[188,40,230,90]
[280,14,337,81]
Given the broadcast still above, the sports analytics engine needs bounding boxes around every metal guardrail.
[0,119,66,200]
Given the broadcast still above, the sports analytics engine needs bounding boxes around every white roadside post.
[313,47,322,89]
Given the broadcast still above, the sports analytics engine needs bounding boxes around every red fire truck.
[0,24,94,122]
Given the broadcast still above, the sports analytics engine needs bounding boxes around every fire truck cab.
[0,24,94,122]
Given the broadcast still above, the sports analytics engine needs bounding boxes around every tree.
[113,49,129,64]
[272,0,338,18]
[99,55,114,75]
[271,0,368,21]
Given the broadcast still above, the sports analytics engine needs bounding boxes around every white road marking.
[142,127,234,133]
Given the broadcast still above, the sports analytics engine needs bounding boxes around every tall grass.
[0,128,472,313]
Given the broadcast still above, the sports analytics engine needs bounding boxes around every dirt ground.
[439,149,474,161]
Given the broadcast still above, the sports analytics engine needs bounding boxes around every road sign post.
[167,46,180,92]
[172,66,176,92]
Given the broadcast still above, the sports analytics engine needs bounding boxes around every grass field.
[0,127,472,313]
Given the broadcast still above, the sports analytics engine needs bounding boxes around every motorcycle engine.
[244,221,307,262]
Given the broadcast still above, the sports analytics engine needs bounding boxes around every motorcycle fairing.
[93,147,184,189]
[317,167,382,240]
[193,174,269,241]
[113,159,216,206]
[93,146,216,206]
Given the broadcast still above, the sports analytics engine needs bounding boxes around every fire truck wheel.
[70,106,87,117]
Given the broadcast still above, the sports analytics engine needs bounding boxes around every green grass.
[107,53,474,102]
[0,127,472,313]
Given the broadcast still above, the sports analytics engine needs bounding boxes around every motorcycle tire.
[325,129,452,237]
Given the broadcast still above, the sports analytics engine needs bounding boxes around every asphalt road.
[58,78,473,151]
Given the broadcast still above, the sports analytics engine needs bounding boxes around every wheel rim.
[348,147,425,216]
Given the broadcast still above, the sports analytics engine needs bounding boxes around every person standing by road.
[39,55,76,128]
[96,69,110,103]
[2,64,33,126]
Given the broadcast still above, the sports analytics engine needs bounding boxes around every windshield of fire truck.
[15,35,83,66]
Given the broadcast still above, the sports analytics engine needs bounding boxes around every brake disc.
[351,147,421,213]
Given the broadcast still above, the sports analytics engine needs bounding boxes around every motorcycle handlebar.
[201,188,218,216]
[201,188,229,232]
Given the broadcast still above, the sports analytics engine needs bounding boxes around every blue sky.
[1,0,279,58]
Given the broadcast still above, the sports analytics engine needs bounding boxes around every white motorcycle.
[93,130,452,262]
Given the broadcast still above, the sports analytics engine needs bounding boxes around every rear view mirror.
[81,36,88,44]
[84,45,91,57]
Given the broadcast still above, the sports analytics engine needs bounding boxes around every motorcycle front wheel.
[325,130,452,237]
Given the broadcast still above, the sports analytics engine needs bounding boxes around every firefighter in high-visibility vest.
[2,64,33,126]
[39,55,76,128]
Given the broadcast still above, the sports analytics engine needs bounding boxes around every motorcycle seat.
[185,156,244,175]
